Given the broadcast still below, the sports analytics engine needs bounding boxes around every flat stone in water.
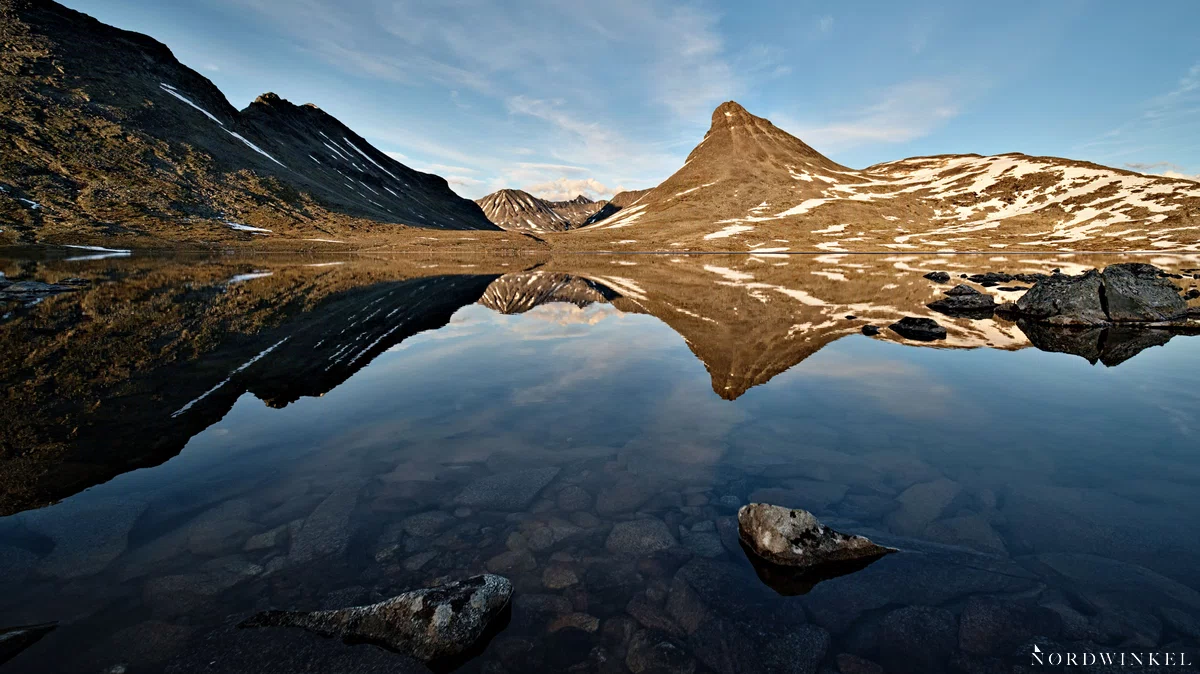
[289,484,359,564]
[454,467,560,511]
[606,518,677,556]
[17,496,147,579]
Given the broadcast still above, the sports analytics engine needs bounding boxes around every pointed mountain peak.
[711,100,754,126]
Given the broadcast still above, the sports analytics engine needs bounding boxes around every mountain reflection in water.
[1,251,1199,673]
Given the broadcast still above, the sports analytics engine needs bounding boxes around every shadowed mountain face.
[2,252,1198,514]
[0,0,497,246]
[578,101,1200,252]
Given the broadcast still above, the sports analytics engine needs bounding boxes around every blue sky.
[64,0,1199,200]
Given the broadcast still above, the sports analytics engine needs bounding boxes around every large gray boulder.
[737,503,896,568]
[1101,263,1188,322]
[1009,264,1188,325]
[1014,269,1107,325]
[239,574,512,668]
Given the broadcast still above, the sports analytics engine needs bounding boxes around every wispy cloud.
[1078,62,1200,174]
[776,80,963,153]
[817,15,834,33]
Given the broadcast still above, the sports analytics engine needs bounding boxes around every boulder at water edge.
[738,503,897,569]
[239,574,512,669]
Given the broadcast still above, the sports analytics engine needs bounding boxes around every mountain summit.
[587,101,1200,252]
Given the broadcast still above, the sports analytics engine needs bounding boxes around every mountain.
[0,0,498,246]
[583,101,1200,252]
[475,189,609,231]
[476,189,573,231]
[582,188,653,226]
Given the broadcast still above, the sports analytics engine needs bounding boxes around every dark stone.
[1186,289,1200,300]
[966,272,1014,285]
[927,287,996,318]
[626,630,695,674]
[1101,263,1188,322]
[944,284,981,296]
[1015,269,1107,325]
[996,285,1029,292]
[239,574,512,670]
[737,504,895,570]
[844,315,857,320]
[888,317,946,341]
[923,272,951,283]
[861,325,880,336]
[1010,263,1189,325]
[878,606,957,674]
[0,622,57,666]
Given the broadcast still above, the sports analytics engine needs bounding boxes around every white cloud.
[777,80,962,152]
[524,177,613,201]
[817,15,834,33]
[383,150,408,161]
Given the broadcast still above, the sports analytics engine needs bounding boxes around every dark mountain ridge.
[0,0,497,245]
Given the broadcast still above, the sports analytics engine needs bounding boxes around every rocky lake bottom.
[1,250,1199,673]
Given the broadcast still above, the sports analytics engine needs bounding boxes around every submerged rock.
[454,467,560,511]
[737,504,896,569]
[239,574,513,669]
[888,317,946,341]
[0,622,57,665]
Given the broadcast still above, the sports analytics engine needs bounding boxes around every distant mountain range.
[474,189,652,231]
[0,0,497,246]
[2,0,1198,251]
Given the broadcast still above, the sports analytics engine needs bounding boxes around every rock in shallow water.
[239,574,512,669]
[738,504,896,569]
[454,468,560,511]
[888,317,946,341]
[1011,263,1189,325]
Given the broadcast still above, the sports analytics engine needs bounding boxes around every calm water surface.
[1,251,1199,673]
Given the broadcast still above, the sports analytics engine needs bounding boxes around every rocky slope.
[0,0,497,247]
[578,101,1200,252]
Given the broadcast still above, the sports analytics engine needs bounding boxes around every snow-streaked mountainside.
[476,190,621,231]
[584,101,1200,252]
[476,189,575,231]
[0,0,497,245]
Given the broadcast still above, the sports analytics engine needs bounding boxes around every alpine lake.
[2,249,1199,673]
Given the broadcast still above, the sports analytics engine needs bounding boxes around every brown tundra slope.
[568,101,1200,252]
[0,0,498,248]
